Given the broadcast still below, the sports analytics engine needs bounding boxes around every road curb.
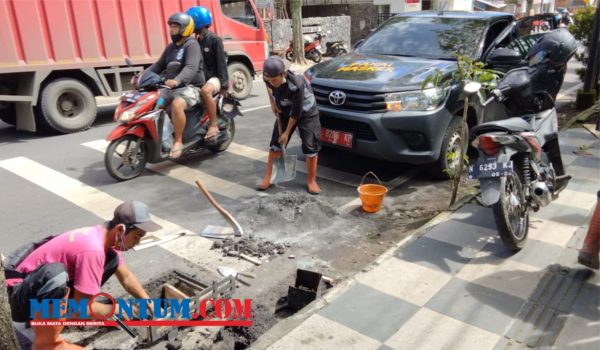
[250,193,475,350]
[560,102,600,131]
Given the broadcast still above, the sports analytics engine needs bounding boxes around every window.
[358,17,488,59]
[483,21,509,53]
[221,0,258,28]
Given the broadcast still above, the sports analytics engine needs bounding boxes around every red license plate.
[320,128,353,148]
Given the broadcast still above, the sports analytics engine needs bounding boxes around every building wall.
[265,16,351,52]
[374,0,422,12]
[302,3,381,43]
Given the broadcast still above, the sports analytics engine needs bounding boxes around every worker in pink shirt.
[4,200,161,350]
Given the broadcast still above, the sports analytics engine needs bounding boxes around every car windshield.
[357,16,488,59]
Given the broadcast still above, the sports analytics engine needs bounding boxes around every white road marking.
[82,140,264,200]
[0,157,251,272]
[240,104,271,113]
[226,143,364,187]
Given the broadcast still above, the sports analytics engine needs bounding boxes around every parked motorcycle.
[104,59,242,181]
[285,34,323,63]
[467,29,577,251]
[322,32,348,57]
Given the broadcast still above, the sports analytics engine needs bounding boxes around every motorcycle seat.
[472,117,533,134]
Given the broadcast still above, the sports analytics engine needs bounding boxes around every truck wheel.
[37,78,97,133]
[428,117,463,180]
[227,63,252,100]
[0,104,16,125]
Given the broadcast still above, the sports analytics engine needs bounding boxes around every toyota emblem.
[328,90,347,106]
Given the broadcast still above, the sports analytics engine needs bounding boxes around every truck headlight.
[385,88,446,112]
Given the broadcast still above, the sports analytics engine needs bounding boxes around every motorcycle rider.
[4,201,161,350]
[186,6,229,141]
[147,13,205,158]
[257,56,322,195]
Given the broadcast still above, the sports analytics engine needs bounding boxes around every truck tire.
[427,117,463,180]
[37,78,97,133]
[0,104,16,125]
[227,62,252,100]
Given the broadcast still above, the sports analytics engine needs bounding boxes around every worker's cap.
[112,201,162,232]
[263,56,288,78]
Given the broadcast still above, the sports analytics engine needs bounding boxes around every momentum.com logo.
[29,293,253,327]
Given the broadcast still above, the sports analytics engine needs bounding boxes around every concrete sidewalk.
[255,127,600,350]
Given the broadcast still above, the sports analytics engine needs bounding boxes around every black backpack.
[3,235,57,279]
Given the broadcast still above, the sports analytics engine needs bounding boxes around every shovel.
[217,266,255,286]
[272,116,297,184]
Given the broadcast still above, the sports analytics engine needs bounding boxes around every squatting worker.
[256,56,322,195]
[4,201,161,350]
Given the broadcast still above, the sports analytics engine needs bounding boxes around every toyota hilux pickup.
[306,11,555,178]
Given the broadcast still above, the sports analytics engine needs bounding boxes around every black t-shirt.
[267,71,318,121]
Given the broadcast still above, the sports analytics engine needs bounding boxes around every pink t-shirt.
[6,225,123,295]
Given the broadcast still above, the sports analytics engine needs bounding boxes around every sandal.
[169,144,184,158]
[205,126,220,141]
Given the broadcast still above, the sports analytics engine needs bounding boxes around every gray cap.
[112,201,162,232]
[263,56,287,77]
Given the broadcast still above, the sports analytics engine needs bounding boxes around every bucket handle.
[360,171,383,186]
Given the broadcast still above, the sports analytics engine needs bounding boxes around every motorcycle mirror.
[463,81,482,94]
[125,58,134,67]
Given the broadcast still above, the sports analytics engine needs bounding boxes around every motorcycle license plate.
[468,160,513,179]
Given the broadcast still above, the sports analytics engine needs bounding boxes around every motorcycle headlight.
[385,88,446,112]
[118,106,140,123]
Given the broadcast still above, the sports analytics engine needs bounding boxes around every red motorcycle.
[104,59,241,181]
[285,33,323,63]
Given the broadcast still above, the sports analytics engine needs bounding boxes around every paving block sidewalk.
[258,127,600,350]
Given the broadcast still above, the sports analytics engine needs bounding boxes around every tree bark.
[449,97,469,207]
[0,265,20,350]
[290,0,307,64]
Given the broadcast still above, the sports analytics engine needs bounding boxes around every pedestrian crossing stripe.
[0,156,252,272]
[82,140,266,201]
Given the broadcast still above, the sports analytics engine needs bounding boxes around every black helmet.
[167,13,195,43]
[527,29,577,68]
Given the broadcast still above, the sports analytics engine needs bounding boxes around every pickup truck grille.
[311,83,387,113]
[320,112,377,141]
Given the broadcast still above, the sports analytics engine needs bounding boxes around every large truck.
[0,0,268,133]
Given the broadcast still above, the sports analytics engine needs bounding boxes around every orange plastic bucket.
[357,172,388,213]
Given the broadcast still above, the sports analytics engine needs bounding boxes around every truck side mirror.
[487,47,522,66]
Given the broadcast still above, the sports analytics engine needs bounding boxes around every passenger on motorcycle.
[147,12,205,158]
[186,6,229,141]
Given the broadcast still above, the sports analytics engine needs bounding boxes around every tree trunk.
[0,265,20,350]
[290,0,307,64]
[449,97,469,207]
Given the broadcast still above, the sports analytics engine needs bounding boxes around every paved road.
[0,61,584,347]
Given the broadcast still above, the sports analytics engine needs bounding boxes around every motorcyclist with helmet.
[186,6,229,141]
[146,13,205,158]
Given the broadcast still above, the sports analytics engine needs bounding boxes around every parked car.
[0,0,268,133]
[305,11,557,178]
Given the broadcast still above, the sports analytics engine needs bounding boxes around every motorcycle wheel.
[285,51,293,61]
[104,135,147,181]
[336,48,348,56]
[310,49,322,63]
[208,119,236,153]
[491,166,529,251]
